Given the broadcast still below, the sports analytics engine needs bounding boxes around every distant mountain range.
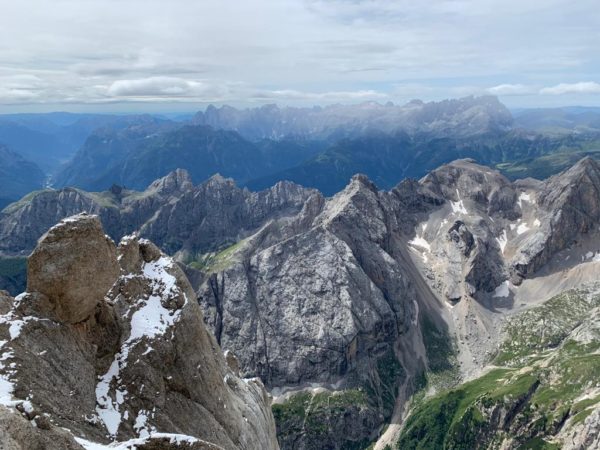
[2,96,600,206]
[192,95,513,141]
[53,96,600,195]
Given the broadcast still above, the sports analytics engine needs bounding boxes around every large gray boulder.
[27,213,119,323]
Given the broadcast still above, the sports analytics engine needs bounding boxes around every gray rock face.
[0,405,84,450]
[0,214,279,449]
[141,175,318,256]
[194,157,600,448]
[0,170,315,260]
[198,173,442,448]
[27,213,119,323]
[561,407,600,450]
[512,157,600,279]
[3,157,600,448]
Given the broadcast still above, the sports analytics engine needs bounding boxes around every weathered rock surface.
[0,214,279,449]
[3,158,600,449]
[198,173,447,448]
[0,170,315,258]
[27,213,119,323]
[193,157,600,448]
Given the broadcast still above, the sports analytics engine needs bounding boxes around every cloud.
[539,82,600,95]
[0,0,599,109]
[251,89,387,101]
[108,77,203,97]
[487,84,536,96]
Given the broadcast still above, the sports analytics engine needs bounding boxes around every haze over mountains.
[1,95,597,203]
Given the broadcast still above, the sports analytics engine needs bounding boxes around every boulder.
[27,213,119,323]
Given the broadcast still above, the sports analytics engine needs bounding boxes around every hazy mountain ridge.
[50,97,600,196]
[193,96,513,141]
[0,112,170,174]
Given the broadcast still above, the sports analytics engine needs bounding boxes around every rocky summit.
[0,213,278,449]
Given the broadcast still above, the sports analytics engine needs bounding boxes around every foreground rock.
[27,214,119,323]
[0,214,278,449]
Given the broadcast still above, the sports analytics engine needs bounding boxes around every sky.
[0,0,599,113]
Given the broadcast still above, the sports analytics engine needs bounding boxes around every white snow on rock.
[95,256,186,438]
[516,223,530,235]
[450,189,468,215]
[496,230,508,254]
[493,281,511,298]
[0,311,40,408]
[408,223,431,262]
[533,218,541,227]
[0,313,37,340]
[408,235,431,253]
[517,192,533,209]
[75,433,201,450]
[134,409,155,438]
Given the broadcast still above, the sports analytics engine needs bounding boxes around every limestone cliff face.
[512,157,600,278]
[140,174,317,256]
[198,175,443,449]
[0,214,278,449]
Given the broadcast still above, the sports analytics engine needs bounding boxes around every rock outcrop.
[0,214,279,449]
[0,170,315,258]
[198,173,448,449]
[27,213,119,323]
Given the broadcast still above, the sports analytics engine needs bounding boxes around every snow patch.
[95,257,186,438]
[516,223,530,235]
[493,281,511,298]
[75,433,200,450]
[496,230,508,254]
[134,410,155,438]
[0,312,40,407]
[408,235,431,252]
[517,192,533,209]
[450,189,468,215]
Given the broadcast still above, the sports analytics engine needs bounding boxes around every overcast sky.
[1,0,599,112]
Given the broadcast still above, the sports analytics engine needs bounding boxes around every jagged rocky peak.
[420,158,519,218]
[205,172,236,188]
[0,213,279,449]
[146,168,194,196]
[539,156,600,215]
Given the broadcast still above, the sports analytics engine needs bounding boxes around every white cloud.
[0,0,598,109]
[487,84,536,96]
[539,82,600,95]
[108,77,206,97]
[251,89,387,101]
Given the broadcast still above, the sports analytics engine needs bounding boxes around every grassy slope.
[396,287,600,449]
